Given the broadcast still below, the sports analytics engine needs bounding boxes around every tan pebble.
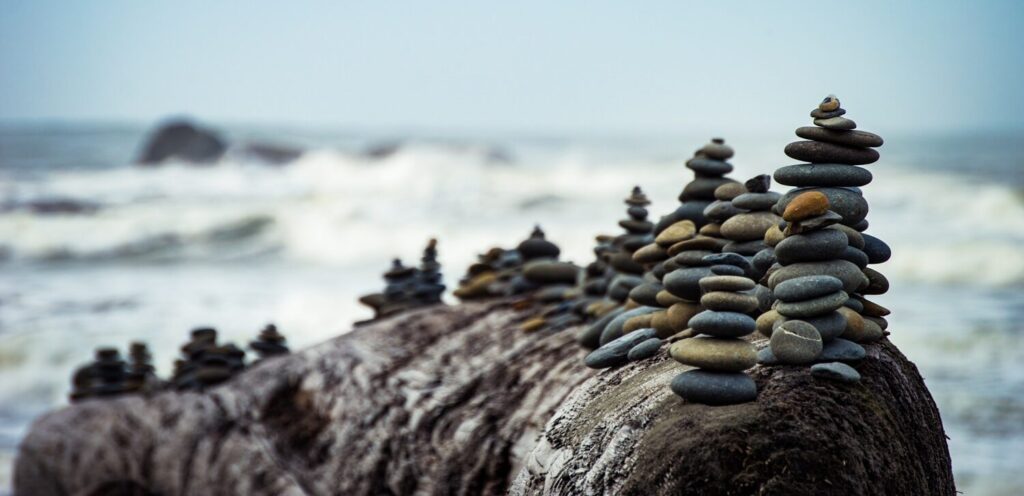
[756,309,783,337]
[520,317,547,333]
[860,318,884,342]
[670,337,757,371]
[764,224,785,247]
[783,191,830,222]
[650,310,675,337]
[623,314,654,333]
[656,289,684,307]
[668,302,702,331]
[837,306,866,341]
[714,182,747,201]
[700,291,759,313]
[655,220,697,247]
[633,243,669,264]
[857,297,891,317]
[699,223,722,236]
[819,94,840,112]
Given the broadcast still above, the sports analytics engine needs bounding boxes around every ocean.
[1,122,1022,494]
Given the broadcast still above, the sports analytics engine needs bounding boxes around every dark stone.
[852,219,870,232]
[768,260,868,294]
[654,201,712,233]
[136,120,227,164]
[744,174,771,193]
[774,164,873,187]
[810,108,846,119]
[578,307,626,349]
[239,142,304,164]
[811,362,861,383]
[628,283,663,307]
[862,234,892,264]
[663,267,714,301]
[670,370,757,405]
[777,187,869,226]
[795,127,884,148]
[681,177,738,202]
[627,338,664,361]
[862,267,890,295]
[844,298,865,313]
[774,229,848,265]
[840,246,869,269]
[710,265,745,276]
[784,141,880,166]
[689,311,756,338]
[703,200,747,223]
[599,307,661,346]
[775,290,848,318]
[757,346,779,365]
[732,192,782,211]
[687,158,734,176]
[817,338,866,363]
[585,328,658,369]
[607,274,644,302]
[773,275,845,302]
[702,252,750,269]
[723,240,767,256]
[813,117,857,130]
[672,250,716,266]
[778,311,847,342]
[752,248,776,274]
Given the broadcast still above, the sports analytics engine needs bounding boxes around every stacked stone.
[668,268,758,405]
[125,342,160,392]
[654,138,739,233]
[591,187,654,312]
[358,259,418,320]
[756,192,868,381]
[249,323,289,359]
[412,238,446,305]
[69,347,134,401]
[517,226,584,332]
[721,175,782,258]
[770,94,887,347]
[452,247,521,300]
[172,327,246,390]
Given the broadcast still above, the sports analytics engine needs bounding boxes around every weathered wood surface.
[14,299,954,495]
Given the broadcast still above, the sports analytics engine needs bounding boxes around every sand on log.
[14,299,954,496]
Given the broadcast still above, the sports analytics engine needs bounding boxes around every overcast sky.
[2,0,1022,134]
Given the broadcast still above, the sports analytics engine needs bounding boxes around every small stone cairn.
[69,347,133,401]
[249,323,290,359]
[171,327,246,390]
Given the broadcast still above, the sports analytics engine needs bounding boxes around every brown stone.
[633,243,668,265]
[837,306,866,341]
[667,236,726,256]
[857,297,891,317]
[699,223,722,237]
[623,314,654,333]
[521,317,547,333]
[650,310,675,337]
[783,191,830,222]
[721,211,783,242]
[756,309,783,337]
[656,290,684,307]
[667,302,702,331]
[714,182,747,201]
[655,220,697,247]
[764,224,785,247]
[700,292,759,313]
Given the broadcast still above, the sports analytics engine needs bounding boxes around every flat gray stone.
[811,362,862,383]
[670,369,758,405]
[774,163,873,187]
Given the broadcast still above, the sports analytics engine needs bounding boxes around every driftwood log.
[14,299,954,495]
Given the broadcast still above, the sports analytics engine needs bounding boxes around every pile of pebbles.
[359,239,447,322]
[69,347,135,401]
[250,323,290,360]
[668,268,759,405]
[171,327,246,391]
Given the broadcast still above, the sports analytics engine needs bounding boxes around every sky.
[1,0,1023,134]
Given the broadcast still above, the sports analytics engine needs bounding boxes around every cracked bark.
[14,300,954,496]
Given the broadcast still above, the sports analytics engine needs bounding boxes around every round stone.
[774,229,849,265]
[836,307,866,341]
[670,336,757,371]
[703,200,747,223]
[775,290,848,318]
[655,220,697,247]
[585,328,658,369]
[667,302,702,332]
[841,246,869,269]
[819,94,840,111]
[714,182,747,201]
[795,127,883,148]
[633,243,668,265]
[779,310,847,342]
[670,370,758,405]
[813,116,857,130]
[860,318,884,342]
[700,291,759,313]
[628,282,663,307]
[773,275,845,302]
[699,223,722,237]
[702,252,750,269]
[829,224,865,249]
[810,362,861,383]
[700,140,734,160]
[578,307,626,349]
[723,240,767,256]
[763,225,784,247]
[721,211,784,241]
[627,337,664,361]
[777,187,869,226]
[664,267,714,301]
[862,234,892,264]
[843,297,865,313]
[770,320,823,364]
[650,310,675,335]
[784,141,880,166]
[817,338,866,363]
[732,192,781,211]
[689,311,756,338]
[810,107,846,119]
[756,309,782,337]
[865,315,888,330]
[710,264,745,276]
[599,306,660,346]
[523,261,579,284]
[656,289,684,307]
[698,275,756,292]
[782,191,830,222]
[681,177,737,202]
[687,158,734,175]
[775,163,873,188]
[768,260,868,294]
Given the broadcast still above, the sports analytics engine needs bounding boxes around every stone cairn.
[753,95,888,382]
[581,140,741,367]
[69,347,133,402]
[171,327,246,390]
[126,342,160,392]
[249,323,290,360]
[517,226,584,332]
[452,247,520,300]
[358,239,446,323]
[668,266,759,405]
